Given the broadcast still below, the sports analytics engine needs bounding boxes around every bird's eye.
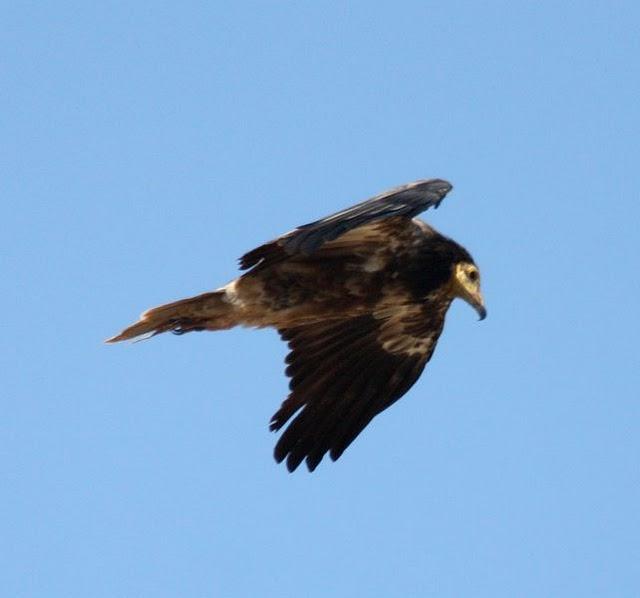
[468,270,479,282]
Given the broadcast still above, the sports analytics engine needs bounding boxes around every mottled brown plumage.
[107,179,486,471]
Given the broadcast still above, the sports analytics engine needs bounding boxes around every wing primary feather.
[281,179,451,255]
[280,349,384,472]
[241,179,452,269]
[321,353,401,463]
[330,358,426,461]
[274,357,366,465]
[273,303,444,470]
[304,352,392,471]
[271,330,375,434]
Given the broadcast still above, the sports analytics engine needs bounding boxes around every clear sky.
[3,2,639,597]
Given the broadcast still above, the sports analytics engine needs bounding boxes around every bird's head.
[451,261,486,320]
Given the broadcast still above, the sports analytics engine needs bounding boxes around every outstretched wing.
[271,300,448,472]
[240,178,452,270]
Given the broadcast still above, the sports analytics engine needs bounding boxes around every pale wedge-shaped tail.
[106,290,236,343]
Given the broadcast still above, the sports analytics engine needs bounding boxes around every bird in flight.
[107,179,486,472]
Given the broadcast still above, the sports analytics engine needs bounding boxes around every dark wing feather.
[239,178,451,269]
[272,303,447,472]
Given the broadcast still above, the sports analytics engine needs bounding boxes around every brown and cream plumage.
[107,179,486,472]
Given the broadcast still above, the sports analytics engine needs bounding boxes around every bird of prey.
[107,179,485,472]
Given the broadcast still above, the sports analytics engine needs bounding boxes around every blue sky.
[3,2,639,596]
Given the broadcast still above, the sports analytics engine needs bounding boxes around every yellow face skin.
[451,262,486,320]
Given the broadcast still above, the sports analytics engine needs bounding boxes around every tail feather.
[106,290,235,343]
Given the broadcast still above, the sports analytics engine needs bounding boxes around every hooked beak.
[460,290,487,321]
[474,301,487,321]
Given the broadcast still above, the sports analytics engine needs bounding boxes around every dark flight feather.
[239,178,452,270]
[273,305,446,472]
